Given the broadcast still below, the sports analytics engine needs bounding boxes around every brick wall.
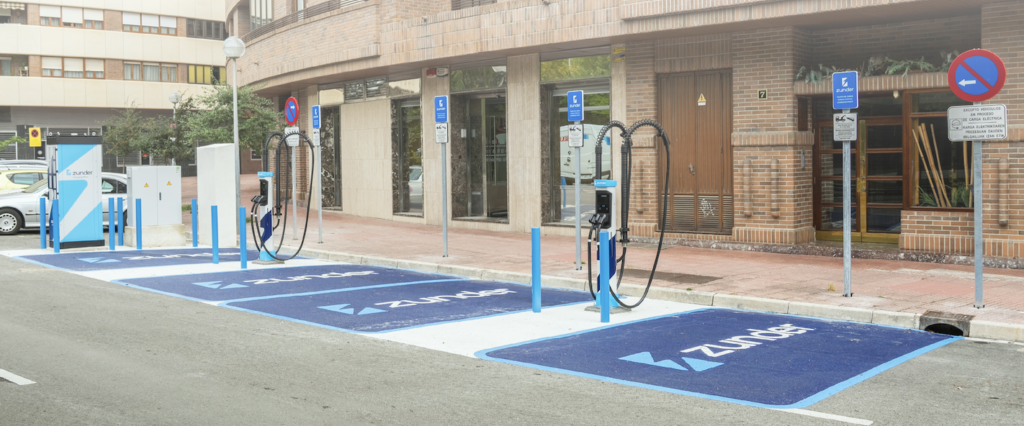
[379,0,448,24]
[28,55,40,77]
[810,15,981,71]
[26,4,37,27]
[983,1,1024,128]
[655,34,731,74]
[104,10,121,31]
[105,59,124,80]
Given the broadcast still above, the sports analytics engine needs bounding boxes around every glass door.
[815,118,902,243]
[463,96,507,218]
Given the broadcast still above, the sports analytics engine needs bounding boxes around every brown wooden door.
[657,71,733,233]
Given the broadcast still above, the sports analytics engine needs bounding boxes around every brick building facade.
[229,0,1024,259]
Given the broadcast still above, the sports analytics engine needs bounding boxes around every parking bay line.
[775,408,873,425]
[0,369,36,386]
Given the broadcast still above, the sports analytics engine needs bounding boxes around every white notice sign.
[568,123,584,148]
[948,104,1007,142]
[284,126,300,147]
[435,123,449,144]
[833,113,858,142]
[311,128,321,147]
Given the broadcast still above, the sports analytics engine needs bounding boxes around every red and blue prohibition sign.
[285,97,300,126]
[948,49,1006,103]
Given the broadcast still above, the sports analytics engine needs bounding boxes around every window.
[124,62,141,80]
[40,5,60,26]
[393,101,423,216]
[161,64,177,82]
[122,12,140,32]
[84,9,103,29]
[540,55,611,83]
[187,65,226,84]
[159,16,176,35]
[185,18,225,40]
[250,0,273,31]
[102,179,125,194]
[63,58,83,78]
[251,150,262,161]
[452,0,497,12]
[910,91,973,209]
[450,63,508,93]
[141,14,159,33]
[41,57,62,77]
[142,63,160,81]
[293,0,305,12]
[85,59,104,79]
[10,173,42,185]
[61,7,83,28]
[1,57,11,76]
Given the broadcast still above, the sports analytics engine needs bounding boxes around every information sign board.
[947,104,1007,142]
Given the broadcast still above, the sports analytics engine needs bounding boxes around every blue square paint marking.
[117,264,455,303]
[20,248,263,271]
[224,280,593,333]
[478,309,959,409]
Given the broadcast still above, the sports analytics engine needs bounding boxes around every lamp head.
[223,36,246,59]
[169,92,181,105]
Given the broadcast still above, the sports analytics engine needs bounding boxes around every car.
[0,159,49,171]
[408,165,422,211]
[0,169,46,191]
[0,173,128,235]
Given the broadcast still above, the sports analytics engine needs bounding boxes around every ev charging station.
[46,134,104,249]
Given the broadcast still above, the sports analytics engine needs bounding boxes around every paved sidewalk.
[262,208,1024,330]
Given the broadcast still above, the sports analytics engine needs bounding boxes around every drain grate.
[620,269,720,285]
[920,310,974,336]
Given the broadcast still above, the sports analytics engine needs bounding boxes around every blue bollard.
[117,197,124,246]
[135,198,142,249]
[109,198,115,251]
[532,227,541,313]
[191,198,198,248]
[52,199,60,254]
[39,198,46,249]
[239,206,247,270]
[211,205,219,264]
[599,231,610,323]
[561,177,566,209]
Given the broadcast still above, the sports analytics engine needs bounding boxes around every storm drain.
[620,269,720,285]
[920,310,974,336]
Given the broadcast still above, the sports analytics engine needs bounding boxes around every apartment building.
[0,0,239,173]
[231,0,1020,259]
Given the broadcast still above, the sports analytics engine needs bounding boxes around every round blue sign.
[948,49,1006,103]
[285,97,299,126]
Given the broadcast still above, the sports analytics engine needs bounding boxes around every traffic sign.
[567,123,584,148]
[311,105,321,129]
[435,123,449,144]
[832,71,858,110]
[567,90,584,122]
[284,126,300,147]
[285,97,299,126]
[434,96,449,123]
[833,113,858,142]
[311,128,321,147]
[948,49,1006,103]
[29,127,41,147]
[948,104,1007,141]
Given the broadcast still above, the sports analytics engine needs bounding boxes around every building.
[246,0,1020,259]
[0,0,262,175]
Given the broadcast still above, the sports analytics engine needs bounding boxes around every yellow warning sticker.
[697,94,707,105]
[167,181,172,186]
[144,183,149,188]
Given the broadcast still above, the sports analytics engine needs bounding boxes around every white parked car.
[0,173,128,235]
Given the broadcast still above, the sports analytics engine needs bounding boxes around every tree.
[99,102,148,159]
[184,83,282,155]
[0,135,26,152]
[145,95,200,165]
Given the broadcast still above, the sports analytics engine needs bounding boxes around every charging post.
[567,90,584,270]
[434,96,449,257]
[832,71,859,298]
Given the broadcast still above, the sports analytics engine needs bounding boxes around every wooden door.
[657,71,733,233]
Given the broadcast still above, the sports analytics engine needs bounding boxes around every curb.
[292,246,1023,343]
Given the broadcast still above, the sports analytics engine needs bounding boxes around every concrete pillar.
[507,53,542,232]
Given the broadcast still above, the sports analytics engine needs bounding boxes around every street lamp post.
[168,92,181,165]
[223,36,246,215]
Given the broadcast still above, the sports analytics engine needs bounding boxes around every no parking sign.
[948,49,1006,103]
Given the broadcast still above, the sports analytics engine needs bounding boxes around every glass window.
[142,63,160,81]
[318,88,344,106]
[394,101,423,216]
[63,58,84,78]
[250,0,273,31]
[125,63,141,80]
[365,77,387,99]
[101,180,115,193]
[10,173,40,185]
[545,89,612,224]
[450,66,507,93]
[911,115,972,208]
[540,55,612,83]
[162,65,177,82]
[388,78,420,97]
[344,81,365,101]
[42,57,62,77]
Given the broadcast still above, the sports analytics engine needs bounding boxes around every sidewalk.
[251,208,1023,338]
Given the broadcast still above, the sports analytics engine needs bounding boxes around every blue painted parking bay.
[224,280,592,333]
[479,309,959,409]
[116,264,454,303]
[20,248,261,271]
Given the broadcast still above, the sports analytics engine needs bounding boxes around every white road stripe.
[0,369,36,386]
[775,409,872,425]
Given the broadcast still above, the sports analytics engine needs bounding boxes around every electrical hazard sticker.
[698,94,707,106]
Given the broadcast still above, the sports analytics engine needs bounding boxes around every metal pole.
[191,198,198,247]
[843,138,852,297]
[239,206,247,269]
[441,142,449,257]
[212,205,219,264]
[574,139,582,270]
[39,197,46,249]
[232,59,241,238]
[117,197,123,246]
[599,230,610,323]
[135,198,142,250]
[52,199,59,254]
[291,144,297,240]
[317,145,323,243]
[532,227,541,313]
[974,140,984,308]
[109,198,115,251]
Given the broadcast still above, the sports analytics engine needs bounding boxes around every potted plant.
[886,57,937,76]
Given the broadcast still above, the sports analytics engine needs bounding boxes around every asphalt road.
[1,231,1022,425]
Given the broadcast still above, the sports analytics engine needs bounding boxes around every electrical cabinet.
[127,166,182,226]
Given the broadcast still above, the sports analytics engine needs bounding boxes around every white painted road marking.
[776,408,873,425]
[0,369,36,385]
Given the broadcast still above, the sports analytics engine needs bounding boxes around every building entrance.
[657,70,733,234]
[458,95,507,219]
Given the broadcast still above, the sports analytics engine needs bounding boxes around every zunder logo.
[377,288,516,308]
[244,271,377,285]
[681,323,815,358]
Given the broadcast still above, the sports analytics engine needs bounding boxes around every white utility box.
[127,166,182,226]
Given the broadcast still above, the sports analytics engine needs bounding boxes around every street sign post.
[567,91,584,271]
[29,127,41,147]
[311,105,321,130]
[832,71,859,298]
[311,126,322,243]
[946,49,1008,309]
[435,96,449,258]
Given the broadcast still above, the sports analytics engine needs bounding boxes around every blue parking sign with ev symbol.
[832,71,858,110]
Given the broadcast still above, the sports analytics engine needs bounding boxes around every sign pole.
[435,95,450,258]
[842,129,852,297]
[574,123,582,271]
[312,105,323,244]
[832,71,858,298]
[974,138,983,308]
[567,90,585,271]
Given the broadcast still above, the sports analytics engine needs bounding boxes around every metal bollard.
[239,206,247,269]
[599,230,610,323]
[135,198,142,249]
[192,199,198,248]
[532,227,541,313]
[52,199,60,254]
[39,198,46,249]
[211,205,219,264]
[117,197,124,246]
[109,198,115,251]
